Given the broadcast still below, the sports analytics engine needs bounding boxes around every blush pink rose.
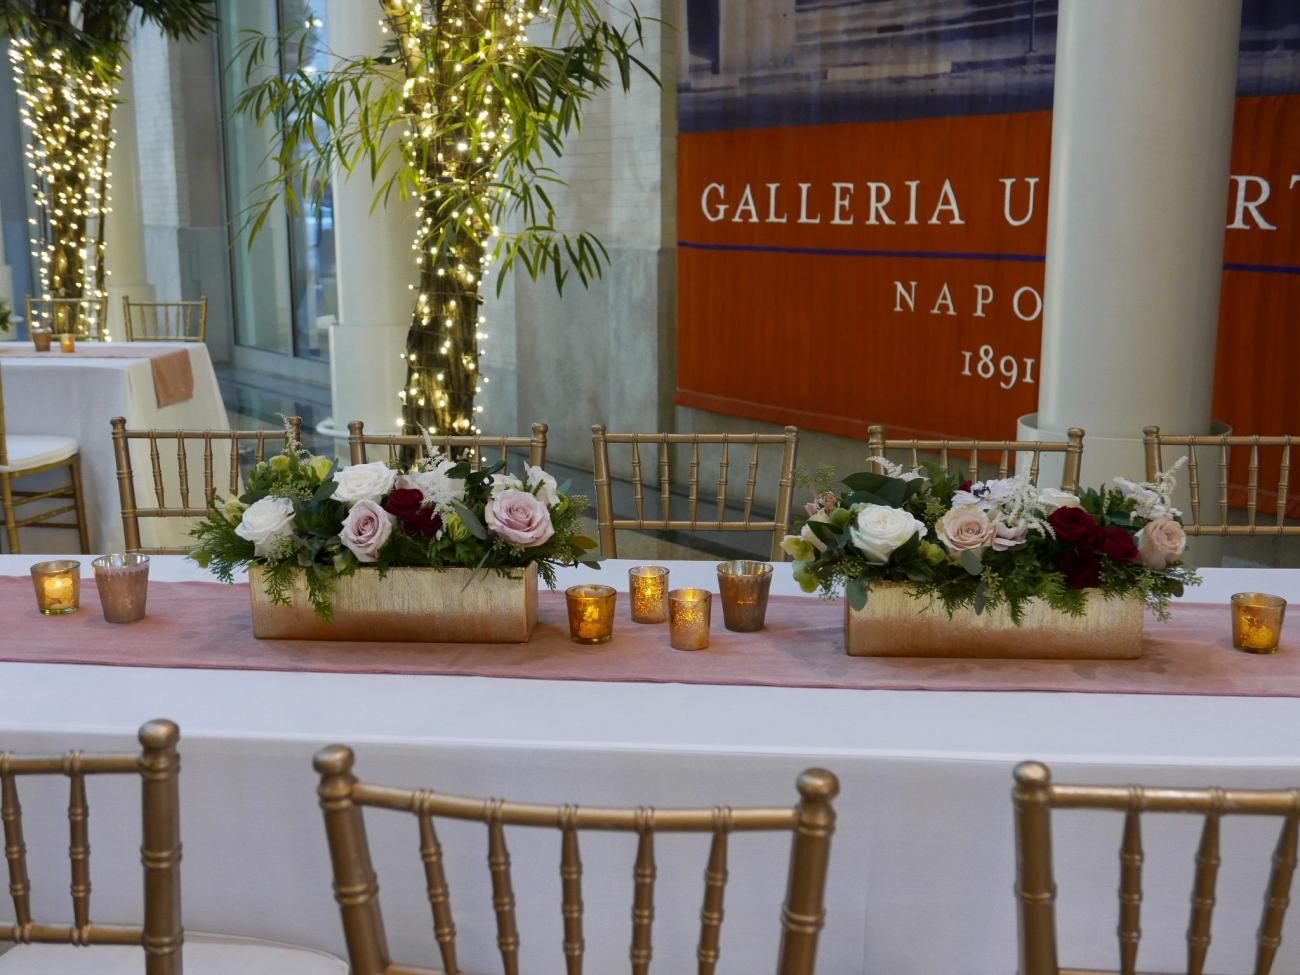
[936,505,995,552]
[1138,517,1186,569]
[339,499,394,563]
[485,488,554,548]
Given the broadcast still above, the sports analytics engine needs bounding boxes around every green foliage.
[0,298,10,333]
[0,0,216,67]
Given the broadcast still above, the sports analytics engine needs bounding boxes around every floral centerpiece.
[190,431,599,640]
[781,457,1200,658]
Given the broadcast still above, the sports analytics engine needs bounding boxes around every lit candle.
[30,560,80,615]
[1231,592,1287,654]
[59,332,76,353]
[716,560,775,632]
[629,566,669,624]
[566,584,616,645]
[92,553,151,624]
[669,588,713,651]
[31,327,52,352]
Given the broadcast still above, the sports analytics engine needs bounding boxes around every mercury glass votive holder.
[629,565,670,623]
[31,327,52,352]
[669,588,713,651]
[30,560,80,615]
[93,553,151,624]
[59,332,76,353]
[717,560,775,632]
[566,584,617,645]
[1231,592,1287,654]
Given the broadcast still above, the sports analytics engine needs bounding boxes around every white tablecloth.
[2,556,1299,975]
[0,343,229,553]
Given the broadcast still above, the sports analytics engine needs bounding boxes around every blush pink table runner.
[1,578,1297,696]
[0,345,194,407]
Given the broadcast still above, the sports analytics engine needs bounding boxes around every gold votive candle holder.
[31,327,52,352]
[30,560,80,615]
[669,588,712,651]
[566,584,617,645]
[1231,592,1287,654]
[717,560,775,632]
[93,553,150,624]
[629,565,670,623]
[59,332,76,353]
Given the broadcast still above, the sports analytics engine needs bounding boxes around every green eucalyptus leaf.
[452,501,488,540]
[960,549,984,576]
[846,578,869,612]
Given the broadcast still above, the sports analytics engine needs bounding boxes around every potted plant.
[782,458,1200,659]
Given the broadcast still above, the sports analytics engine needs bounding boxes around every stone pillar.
[318,0,417,447]
[1021,0,1241,491]
[106,55,155,339]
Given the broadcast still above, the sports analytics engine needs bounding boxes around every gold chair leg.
[70,456,90,553]
[0,473,19,554]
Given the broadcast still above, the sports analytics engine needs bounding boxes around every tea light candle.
[30,560,80,615]
[92,553,151,624]
[59,332,76,353]
[717,560,775,632]
[1231,592,1287,654]
[31,327,52,352]
[629,566,669,623]
[669,588,712,651]
[566,584,617,644]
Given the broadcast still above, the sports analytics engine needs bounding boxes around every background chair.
[0,720,345,974]
[1013,761,1300,975]
[0,364,89,553]
[1143,426,1299,536]
[122,298,208,343]
[110,417,303,554]
[591,425,799,560]
[24,297,109,341]
[867,425,1085,492]
[313,745,838,975]
[346,419,547,470]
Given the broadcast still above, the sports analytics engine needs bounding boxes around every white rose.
[1137,517,1187,570]
[399,459,466,509]
[490,472,524,496]
[332,461,398,505]
[234,496,296,557]
[525,466,559,506]
[849,504,927,564]
[1037,488,1081,513]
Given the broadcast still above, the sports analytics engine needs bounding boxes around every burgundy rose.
[383,488,425,520]
[1048,506,1100,546]
[1060,548,1102,590]
[958,480,973,493]
[403,508,443,539]
[1099,526,1139,564]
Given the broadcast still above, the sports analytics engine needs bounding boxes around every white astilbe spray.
[278,413,303,457]
[1112,456,1187,521]
[417,424,448,472]
[866,456,926,482]
[989,477,1057,541]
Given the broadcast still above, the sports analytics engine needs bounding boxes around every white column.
[319,0,417,448]
[105,55,155,340]
[1021,0,1241,486]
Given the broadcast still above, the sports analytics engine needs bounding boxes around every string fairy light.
[8,37,117,340]
[380,0,540,437]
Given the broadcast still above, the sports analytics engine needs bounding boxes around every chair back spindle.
[868,426,1085,492]
[590,426,800,560]
[122,298,207,342]
[1013,761,1300,975]
[347,420,548,472]
[313,746,838,975]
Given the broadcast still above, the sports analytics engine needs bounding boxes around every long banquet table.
[2,554,1299,975]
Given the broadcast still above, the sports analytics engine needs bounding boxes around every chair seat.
[0,434,78,473]
[0,934,347,974]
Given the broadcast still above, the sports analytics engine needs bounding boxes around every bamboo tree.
[232,0,655,435]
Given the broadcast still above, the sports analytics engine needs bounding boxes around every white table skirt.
[0,343,229,553]
[2,556,1299,975]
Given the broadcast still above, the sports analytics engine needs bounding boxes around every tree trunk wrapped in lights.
[233,0,654,435]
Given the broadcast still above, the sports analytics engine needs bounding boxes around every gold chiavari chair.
[314,745,839,975]
[24,296,109,341]
[347,419,548,470]
[122,298,208,343]
[0,365,90,554]
[867,425,1085,493]
[1143,426,1300,536]
[0,721,346,975]
[591,425,800,561]
[110,416,303,554]
[1013,761,1300,975]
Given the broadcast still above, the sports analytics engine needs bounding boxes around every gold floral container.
[250,564,538,642]
[845,582,1144,659]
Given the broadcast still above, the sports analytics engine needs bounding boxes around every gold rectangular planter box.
[249,564,539,643]
[845,583,1144,659]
